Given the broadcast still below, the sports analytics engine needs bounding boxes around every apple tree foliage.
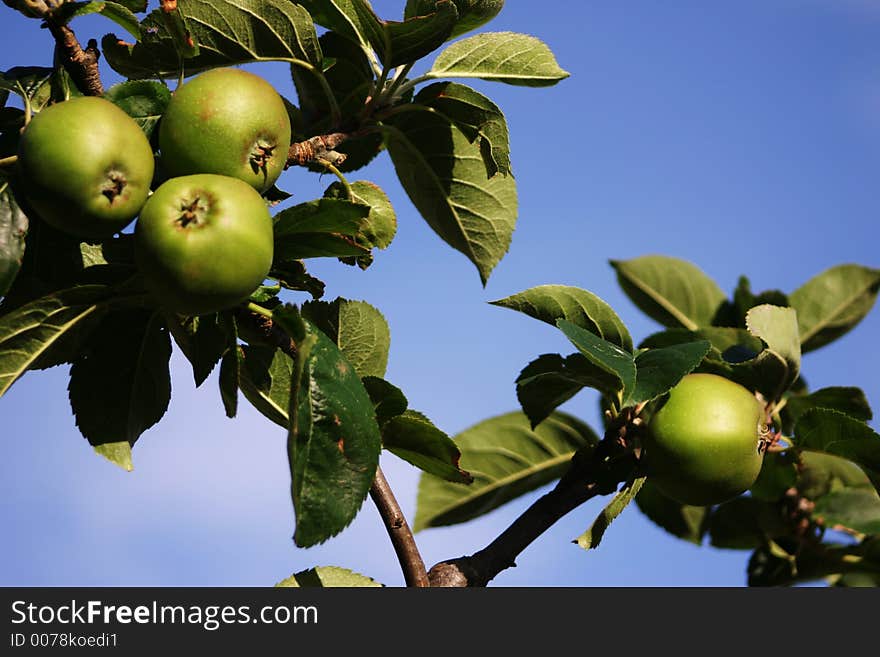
[1,0,879,587]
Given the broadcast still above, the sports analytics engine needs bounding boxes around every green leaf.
[58,1,142,40]
[611,256,727,330]
[0,183,28,298]
[798,451,874,501]
[748,538,880,587]
[292,30,373,137]
[299,0,384,54]
[576,477,646,550]
[639,327,763,363]
[0,285,112,399]
[713,275,788,329]
[427,32,570,87]
[795,409,880,495]
[415,81,510,178]
[268,260,325,299]
[273,198,371,261]
[556,320,635,402]
[745,304,801,399]
[238,345,293,428]
[634,479,709,545]
[93,441,134,471]
[627,340,711,407]
[788,264,880,353]
[275,308,382,547]
[415,411,598,530]
[380,1,458,67]
[103,0,322,79]
[103,79,171,137]
[781,387,872,435]
[0,67,53,103]
[814,489,880,535]
[749,451,798,502]
[324,180,398,251]
[68,309,171,468]
[276,566,383,587]
[406,0,504,40]
[384,106,517,285]
[384,410,472,484]
[362,375,408,427]
[708,498,791,550]
[301,298,390,379]
[515,353,620,429]
[166,312,231,387]
[218,345,239,419]
[492,285,632,351]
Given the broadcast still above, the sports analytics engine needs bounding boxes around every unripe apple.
[641,373,766,506]
[17,96,155,239]
[158,68,291,193]
[134,174,274,316]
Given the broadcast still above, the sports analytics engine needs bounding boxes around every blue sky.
[1,1,879,587]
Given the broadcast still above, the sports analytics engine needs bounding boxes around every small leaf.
[798,451,874,501]
[745,304,801,399]
[384,106,516,285]
[794,409,880,495]
[362,375,408,427]
[406,0,503,40]
[556,320,635,402]
[414,81,511,178]
[324,180,398,251]
[93,441,134,471]
[781,387,872,435]
[427,32,570,87]
[380,0,458,67]
[709,498,791,550]
[814,489,880,535]
[268,260,325,299]
[276,566,382,587]
[515,353,620,429]
[635,479,709,545]
[0,285,112,399]
[275,308,382,547]
[299,0,384,54]
[749,451,798,502]
[415,411,598,530]
[627,340,711,406]
[68,309,171,465]
[103,79,171,137]
[384,410,472,484]
[238,345,293,429]
[789,264,880,353]
[218,347,239,419]
[57,1,142,40]
[301,298,391,379]
[103,0,322,79]
[576,477,645,550]
[0,183,28,298]
[492,285,632,351]
[166,312,230,387]
[273,198,371,261]
[611,256,727,330]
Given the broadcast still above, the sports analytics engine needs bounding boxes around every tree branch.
[45,21,104,96]
[370,466,430,588]
[428,439,639,587]
[286,133,350,169]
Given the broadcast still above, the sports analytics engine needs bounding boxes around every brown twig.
[45,21,103,96]
[286,133,350,168]
[370,466,430,587]
[428,437,640,587]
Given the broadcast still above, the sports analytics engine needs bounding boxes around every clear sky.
[1,1,879,587]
